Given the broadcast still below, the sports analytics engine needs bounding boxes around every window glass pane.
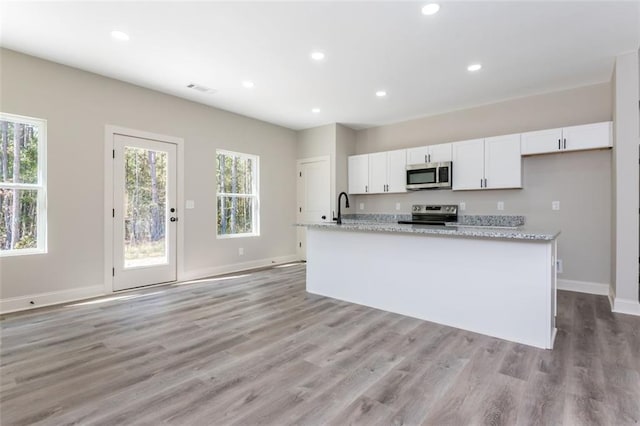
[123,147,168,267]
[0,188,39,250]
[217,196,254,235]
[216,150,257,236]
[0,120,39,184]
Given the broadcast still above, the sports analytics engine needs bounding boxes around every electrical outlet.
[459,202,466,211]
[497,201,504,211]
[556,259,563,273]
[552,201,560,211]
[238,248,244,256]
[395,203,401,211]
[359,203,364,210]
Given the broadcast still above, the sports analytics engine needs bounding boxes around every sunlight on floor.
[175,273,252,286]
[65,291,165,307]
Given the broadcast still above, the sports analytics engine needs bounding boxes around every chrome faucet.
[336,192,350,225]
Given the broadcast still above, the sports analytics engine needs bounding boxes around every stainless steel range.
[398,204,458,226]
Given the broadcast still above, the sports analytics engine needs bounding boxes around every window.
[0,113,47,256]
[216,150,259,238]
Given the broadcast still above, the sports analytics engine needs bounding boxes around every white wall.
[353,83,613,286]
[296,123,355,217]
[611,49,640,313]
[0,49,297,309]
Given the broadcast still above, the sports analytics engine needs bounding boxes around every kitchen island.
[300,221,559,349]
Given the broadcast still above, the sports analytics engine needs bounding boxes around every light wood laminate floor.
[1,263,639,425]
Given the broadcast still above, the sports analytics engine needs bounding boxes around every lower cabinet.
[452,135,521,190]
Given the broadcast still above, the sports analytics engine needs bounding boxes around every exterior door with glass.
[113,134,177,291]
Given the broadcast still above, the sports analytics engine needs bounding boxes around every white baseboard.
[179,254,300,282]
[0,285,104,315]
[611,297,640,316]
[557,279,609,296]
[1,254,301,315]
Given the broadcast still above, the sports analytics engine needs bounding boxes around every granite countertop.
[297,221,560,241]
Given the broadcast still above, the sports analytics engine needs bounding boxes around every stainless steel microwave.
[406,161,452,190]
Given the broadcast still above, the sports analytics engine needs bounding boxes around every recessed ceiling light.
[242,81,255,89]
[421,3,440,15]
[312,108,321,113]
[467,63,482,72]
[110,30,130,41]
[376,90,387,97]
[310,51,325,61]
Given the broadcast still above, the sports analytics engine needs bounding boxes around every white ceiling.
[1,1,639,130]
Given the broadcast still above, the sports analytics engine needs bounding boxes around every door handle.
[170,217,177,222]
[558,139,561,150]
[321,215,326,220]
[563,138,566,149]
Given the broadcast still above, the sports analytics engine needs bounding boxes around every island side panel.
[306,227,556,349]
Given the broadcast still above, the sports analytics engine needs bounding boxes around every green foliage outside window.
[216,151,258,236]
[0,119,41,252]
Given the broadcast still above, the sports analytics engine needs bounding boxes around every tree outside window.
[216,150,259,237]
[0,113,47,256]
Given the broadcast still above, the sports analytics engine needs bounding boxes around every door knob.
[170,208,176,213]
[321,215,326,220]
[170,217,177,222]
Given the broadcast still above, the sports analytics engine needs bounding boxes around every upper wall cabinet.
[521,121,612,156]
[348,149,407,194]
[369,149,407,193]
[406,143,452,165]
[452,134,522,190]
[348,154,369,194]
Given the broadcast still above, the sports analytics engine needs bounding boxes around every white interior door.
[113,134,177,291]
[297,157,331,260]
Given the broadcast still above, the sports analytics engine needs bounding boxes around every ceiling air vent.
[186,83,216,94]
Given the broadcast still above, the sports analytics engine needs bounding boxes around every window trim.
[0,112,47,257]
[216,149,260,239]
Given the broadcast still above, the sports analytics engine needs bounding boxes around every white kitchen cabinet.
[368,149,407,193]
[452,139,484,190]
[368,152,387,193]
[348,150,407,195]
[562,122,612,152]
[452,136,521,190]
[348,154,369,194]
[484,134,522,189]
[386,149,408,193]
[406,143,452,164]
[521,121,611,155]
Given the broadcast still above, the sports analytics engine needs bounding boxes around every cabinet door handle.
[480,178,483,188]
[484,178,487,188]
[425,154,428,163]
[365,185,368,193]
[558,139,561,150]
[563,138,566,149]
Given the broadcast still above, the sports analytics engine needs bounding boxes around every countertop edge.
[296,222,560,241]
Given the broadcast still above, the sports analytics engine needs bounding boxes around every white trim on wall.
[611,297,640,316]
[180,254,299,282]
[103,125,185,294]
[0,285,104,314]
[557,279,609,296]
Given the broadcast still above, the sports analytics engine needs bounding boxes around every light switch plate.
[459,202,466,211]
[238,248,244,256]
[186,200,195,209]
[395,203,401,211]
[552,201,560,211]
[359,203,364,210]
[497,201,504,211]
